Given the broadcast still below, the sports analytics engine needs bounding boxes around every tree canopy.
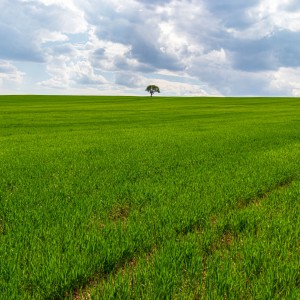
[145,85,160,97]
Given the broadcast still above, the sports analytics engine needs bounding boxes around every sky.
[1,0,300,96]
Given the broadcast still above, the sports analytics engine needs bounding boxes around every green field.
[1,95,300,299]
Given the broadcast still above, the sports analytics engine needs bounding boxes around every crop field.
[0,95,300,299]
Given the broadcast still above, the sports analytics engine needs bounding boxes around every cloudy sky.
[1,0,300,96]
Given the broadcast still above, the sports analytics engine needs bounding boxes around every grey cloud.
[130,38,182,71]
[205,0,259,10]
[0,23,44,62]
[0,60,24,83]
[0,0,45,61]
[92,46,155,73]
[85,2,183,71]
[204,0,260,28]
[2,0,300,95]
[0,0,85,62]
[93,48,105,58]
[0,62,17,74]
[67,0,300,95]
[189,61,272,96]
[231,51,278,72]
[114,56,155,73]
[226,30,300,72]
[51,44,76,56]
[283,0,300,12]
[135,0,172,6]
[75,74,105,85]
[115,72,145,88]
[271,30,300,67]
[100,28,181,71]
[18,1,85,34]
[84,0,279,94]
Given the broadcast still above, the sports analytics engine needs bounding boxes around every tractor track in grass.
[67,247,157,300]
[65,177,296,299]
[199,176,297,295]
[236,176,295,210]
[210,176,296,252]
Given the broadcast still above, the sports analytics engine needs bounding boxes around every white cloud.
[151,78,215,96]
[0,61,24,85]
[115,72,147,88]
[39,53,108,89]
[227,0,300,39]
[1,0,300,95]
[38,31,69,43]
[269,67,300,96]
[0,0,88,62]
[249,0,300,32]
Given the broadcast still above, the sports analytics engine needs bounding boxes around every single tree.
[145,85,160,97]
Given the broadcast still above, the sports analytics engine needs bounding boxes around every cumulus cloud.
[150,78,215,96]
[0,61,24,85]
[1,0,300,95]
[115,72,147,88]
[0,0,87,62]
[82,0,184,71]
[269,67,300,96]
[39,47,108,89]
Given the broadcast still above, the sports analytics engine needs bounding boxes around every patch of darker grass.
[237,177,295,209]
[67,246,157,299]
[109,203,130,222]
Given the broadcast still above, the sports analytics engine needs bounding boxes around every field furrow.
[0,96,300,299]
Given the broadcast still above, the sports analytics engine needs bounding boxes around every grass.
[0,95,300,299]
